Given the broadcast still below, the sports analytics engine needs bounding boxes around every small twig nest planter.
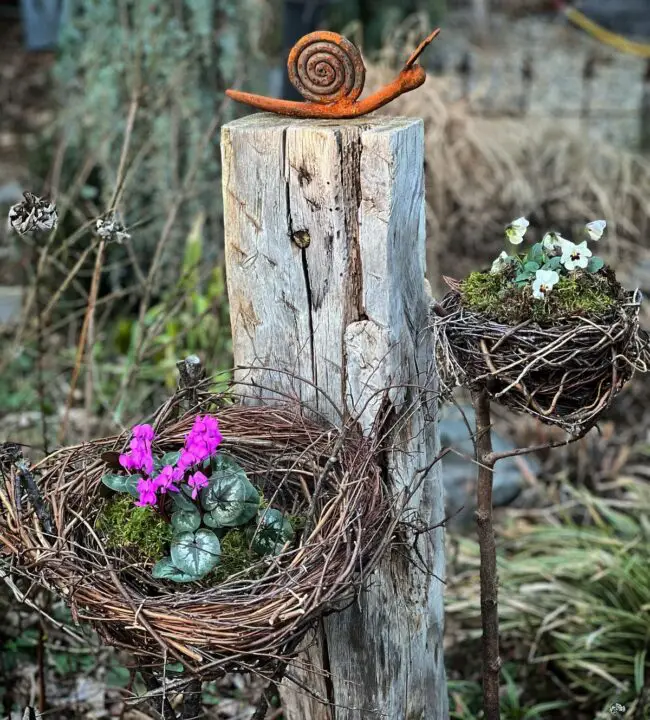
[431,282,650,435]
[0,394,391,679]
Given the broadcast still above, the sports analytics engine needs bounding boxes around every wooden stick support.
[221,113,447,719]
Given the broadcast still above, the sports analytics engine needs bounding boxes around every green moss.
[459,269,621,325]
[210,529,263,583]
[95,495,173,561]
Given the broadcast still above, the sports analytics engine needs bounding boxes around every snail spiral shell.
[287,31,366,105]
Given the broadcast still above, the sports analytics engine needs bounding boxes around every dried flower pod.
[7,191,58,235]
[96,212,130,244]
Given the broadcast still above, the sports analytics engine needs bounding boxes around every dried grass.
[364,52,650,293]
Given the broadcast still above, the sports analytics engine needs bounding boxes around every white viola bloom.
[542,231,571,253]
[561,240,592,271]
[490,251,510,275]
[585,220,606,241]
[532,269,560,300]
[505,216,529,245]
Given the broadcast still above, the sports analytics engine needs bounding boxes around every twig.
[471,388,501,720]
[252,661,289,720]
[36,610,47,713]
[141,670,178,720]
[17,461,54,536]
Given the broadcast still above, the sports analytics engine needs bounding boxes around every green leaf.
[171,529,221,577]
[543,256,562,271]
[151,557,201,583]
[101,473,140,497]
[201,514,230,536]
[523,261,540,272]
[155,451,181,470]
[172,485,196,510]
[514,272,534,283]
[200,456,260,527]
[171,510,201,533]
[248,509,295,556]
[527,243,545,264]
[587,256,605,273]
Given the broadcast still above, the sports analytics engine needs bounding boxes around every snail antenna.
[404,28,441,69]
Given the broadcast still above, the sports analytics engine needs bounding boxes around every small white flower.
[505,216,529,245]
[561,240,592,271]
[585,219,606,241]
[541,231,571,253]
[532,269,560,300]
[490,250,510,275]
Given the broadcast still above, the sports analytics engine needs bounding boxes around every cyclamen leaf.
[159,451,181,467]
[523,261,540,272]
[200,456,259,527]
[587,256,605,273]
[515,272,534,283]
[248,509,295,556]
[101,473,140,497]
[171,510,201,533]
[171,529,221,577]
[171,485,196,510]
[151,557,201,583]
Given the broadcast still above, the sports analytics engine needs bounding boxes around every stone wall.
[425,9,649,151]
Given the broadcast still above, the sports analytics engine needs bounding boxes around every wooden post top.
[222,111,423,132]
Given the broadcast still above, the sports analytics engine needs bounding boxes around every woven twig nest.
[0,391,391,679]
[431,280,650,435]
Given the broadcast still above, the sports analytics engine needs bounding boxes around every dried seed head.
[95,212,130,244]
[8,192,58,235]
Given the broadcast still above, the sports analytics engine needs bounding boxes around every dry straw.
[0,381,394,680]
[430,285,650,435]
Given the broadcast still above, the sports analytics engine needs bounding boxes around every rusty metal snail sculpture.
[225,28,441,119]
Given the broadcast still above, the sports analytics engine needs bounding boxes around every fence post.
[221,112,448,720]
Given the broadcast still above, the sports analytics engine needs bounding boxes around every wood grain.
[221,112,448,720]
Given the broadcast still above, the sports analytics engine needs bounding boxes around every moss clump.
[96,496,173,561]
[210,529,264,583]
[459,269,621,324]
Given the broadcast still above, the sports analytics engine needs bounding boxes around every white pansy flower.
[532,269,560,300]
[585,220,606,241]
[542,231,571,253]
[490,251,510,275]
[505,216,529,245]
[561,240,592,271]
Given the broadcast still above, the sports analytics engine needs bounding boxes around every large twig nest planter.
[431,280,650,435]
[0,394,391,679]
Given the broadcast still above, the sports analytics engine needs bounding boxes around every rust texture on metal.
[225,28,441,119]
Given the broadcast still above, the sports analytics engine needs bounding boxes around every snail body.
[226,29,440,119]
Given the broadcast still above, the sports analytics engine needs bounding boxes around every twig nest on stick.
[431,272,650,435]
[0,397,391,679]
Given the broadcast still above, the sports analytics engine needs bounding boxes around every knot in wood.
[292,230,311,248]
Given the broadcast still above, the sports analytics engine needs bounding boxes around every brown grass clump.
[364,53,650,294]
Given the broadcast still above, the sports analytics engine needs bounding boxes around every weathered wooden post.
[221,112,448,719]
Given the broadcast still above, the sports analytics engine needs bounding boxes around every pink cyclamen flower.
[187,471,210,500]
[152,465,180,494]
[119,423,155,475]
[174,416,223,479]
[132,424,155,441]
[136,477,157,507]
